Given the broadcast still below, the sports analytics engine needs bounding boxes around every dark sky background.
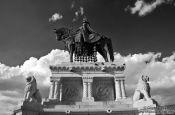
[0,0,175,66]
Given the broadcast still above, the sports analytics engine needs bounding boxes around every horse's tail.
[106,38,114,62]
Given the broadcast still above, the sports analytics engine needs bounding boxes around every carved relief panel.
[62,77,83,102]
[93,77,115,101]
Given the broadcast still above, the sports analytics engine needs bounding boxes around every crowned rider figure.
[79,17,100,43]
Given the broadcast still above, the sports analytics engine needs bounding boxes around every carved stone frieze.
[61,77,83,102]
[50,62,126,73]
[93,78,114,101]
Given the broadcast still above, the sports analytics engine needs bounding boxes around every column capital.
[114,76,125,81]
[50,77,61,82]
[114,73,125,77]
[82,76,93,83]
[55,81,59,85]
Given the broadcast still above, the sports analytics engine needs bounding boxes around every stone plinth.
[47,62,127,103]
[42,100,136,115]
[40,62,133,114]
[13,62,164,115]
[13,101,43,115]
[133,99,156,109]
[14,62,137,115]
[133,99,157,115]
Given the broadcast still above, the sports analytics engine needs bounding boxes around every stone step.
[43,103,134,111]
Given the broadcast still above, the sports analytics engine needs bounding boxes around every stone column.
[59,84,62,102]
[121,79,126,98]
[114,79,122,101]
[87,82,93,99]
[82,77,94,102]
[49,81,55,99]
[83,82,88,98]
[54,81,59,99]
[53,78,61,100]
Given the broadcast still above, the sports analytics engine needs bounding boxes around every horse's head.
[53,28,65,41]
[53,27,71,41]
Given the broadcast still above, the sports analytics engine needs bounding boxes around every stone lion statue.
[133,75,151,102]
[24,76,42,103]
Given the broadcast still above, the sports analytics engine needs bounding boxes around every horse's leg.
[103,48,109,62]
[69,44,73,62]
[96,44,109,62]
[106,38,114,62]
[70,52,73,62]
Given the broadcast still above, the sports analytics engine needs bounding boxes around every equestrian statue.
[54,17,114,62]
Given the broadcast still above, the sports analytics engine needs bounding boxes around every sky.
[0,0,175,114]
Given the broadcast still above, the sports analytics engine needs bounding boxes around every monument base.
[133,99,157,115]
[133,99,156,108]
[41,99,137,115]
[82,97,94,102]
[13,101,43,115]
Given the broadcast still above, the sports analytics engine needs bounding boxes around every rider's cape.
[75,23,101,43]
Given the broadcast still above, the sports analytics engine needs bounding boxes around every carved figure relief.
[63,85,79,99]
[93,78,114,101]
[61,78,83,101]
[96,85,110,98]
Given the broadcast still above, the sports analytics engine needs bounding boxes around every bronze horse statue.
[54,27,114,62]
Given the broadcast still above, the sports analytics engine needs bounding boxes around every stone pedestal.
[47,62,128,103]
[133,99,157,115]
[13,101,42,115]
[133,99,156,108]
[14,62,133,115]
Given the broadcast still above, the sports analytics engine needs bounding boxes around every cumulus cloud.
[49,13,63,22]
[0,49,69,115]
[0,64,21,79]
[1,49,175,114]
[126,0,174,16]
[0,49,70,85]
[0,90,22,115]
[116,52,175,105]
